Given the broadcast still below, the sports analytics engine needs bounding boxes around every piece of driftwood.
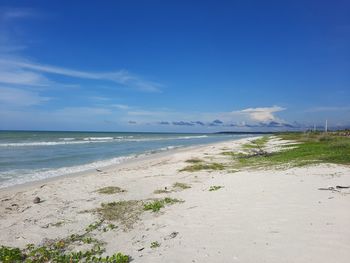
[318,186,350,192]
[318,187,340,193]
[336,185,350,189]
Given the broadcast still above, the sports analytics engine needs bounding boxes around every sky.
[0,0,349,132]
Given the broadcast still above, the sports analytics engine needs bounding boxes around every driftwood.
[336,185,350,189]
[318,187,337,191]
[318,185,350,191]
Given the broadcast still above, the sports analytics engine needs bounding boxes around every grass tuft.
[150,241,160,249]
[180,162,225,172]
[209,185,224,191]
[173,182,191,189]
[144,198,184,212]
[96,186,126,194]
[185,158,202,163]
[153,189,171,194]
[96,200,143,229]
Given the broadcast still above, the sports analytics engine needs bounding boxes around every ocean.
[0,131,252,188]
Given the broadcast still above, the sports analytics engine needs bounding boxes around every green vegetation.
[96,186,126,194]
[150,241,160,249]
[209,186,223,191]
[0,216,128,262]
[185,158,202,163]
[83,220,117,233]
[144,200,164,212]
[180,162,225,172]
[0,245,129,263]
[0,246,22,262]
[186,133,350,172]
[144,198,184,212]
[233,133,350,168]
[85,220,104,233]
[0,219,129,263]
[95,200,143,229]
[173,182,191,189]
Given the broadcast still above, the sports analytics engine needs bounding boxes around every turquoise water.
[0,131,251,188]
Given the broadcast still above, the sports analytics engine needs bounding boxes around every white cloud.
[237,106,286,122]
[0,86,51,107]
[112,104,130,110]
[0,58,162,92]
[0,64,51,86]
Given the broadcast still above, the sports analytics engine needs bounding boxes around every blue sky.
[0,0,349,132]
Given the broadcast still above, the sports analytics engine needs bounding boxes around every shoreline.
[0,136,258,193]
[1,135,349,262]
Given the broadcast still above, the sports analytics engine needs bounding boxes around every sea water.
[0,131,251,188]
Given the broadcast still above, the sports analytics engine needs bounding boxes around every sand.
[1,136,350,262]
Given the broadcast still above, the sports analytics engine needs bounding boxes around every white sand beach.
[1,136,350,262]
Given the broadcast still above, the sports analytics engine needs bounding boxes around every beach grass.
[96,186,126,194]
[185,158,203,163]
[233,132,350,168]
[153,189,171,194]
[150,241,160,249]
[96,200,143,228]
[144,198,184,212]
[180,162,225,172]
[173,182,191,189]
[154,182,190,194]
[209,185,223,191]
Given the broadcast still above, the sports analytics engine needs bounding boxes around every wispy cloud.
[112,104,131,110]
[0,86,51,107]
[127,110,167,116]
[0,8,37,21]
[0,62,52,86]
[306,106,350,112]
[54,107,112,117]
[0,58,162,92]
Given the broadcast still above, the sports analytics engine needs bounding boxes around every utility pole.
[325,120,328,133]
[314,124,316,132]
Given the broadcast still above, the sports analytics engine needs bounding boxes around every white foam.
[0,144,183,188]
[0,155,135,188]
[0,135,211,147]
[0,141,100,147]
[83,137,114,141]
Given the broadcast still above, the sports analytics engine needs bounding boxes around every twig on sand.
[336,185,350,189]
[318,187,340,192]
